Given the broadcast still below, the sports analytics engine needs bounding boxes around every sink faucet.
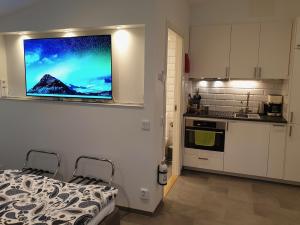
[245,92,251,114]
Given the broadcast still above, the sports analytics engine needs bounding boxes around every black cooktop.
[184,110,287,124]
[185,110,235,118]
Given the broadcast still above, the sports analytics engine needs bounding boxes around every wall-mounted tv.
[24,35,112,100]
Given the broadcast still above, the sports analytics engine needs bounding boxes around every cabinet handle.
[198,157,209,161]
[225,67,230,79]
[273,124,285,127]
[226,122,229,131]
[254,67,258,78]
[258,67,262,79]
[290,112,294,123]
[289,126,293,137]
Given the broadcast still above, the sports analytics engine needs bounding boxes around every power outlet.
[140,188,150,200]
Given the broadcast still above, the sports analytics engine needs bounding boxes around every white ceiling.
[0,0,207,17]
[0,0,39,17]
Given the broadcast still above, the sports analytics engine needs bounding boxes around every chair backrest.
[70,155,115,186]
[23,149,61,178]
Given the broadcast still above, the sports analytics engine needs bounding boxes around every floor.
[121,170,300,225]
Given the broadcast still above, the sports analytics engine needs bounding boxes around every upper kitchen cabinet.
[258,22,292,79]
[293,18,300,49]
[189,22,292,80]
[230,23,260,79]
[190,25,231,79]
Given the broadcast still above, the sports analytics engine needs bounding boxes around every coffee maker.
[263,95,283,117]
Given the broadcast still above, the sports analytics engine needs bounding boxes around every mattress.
[87,201,115,225]
[0,169,118,225]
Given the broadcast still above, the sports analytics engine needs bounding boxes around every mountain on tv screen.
[24,35,112,100]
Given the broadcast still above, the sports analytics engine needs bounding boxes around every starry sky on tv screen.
[24,35,112,99]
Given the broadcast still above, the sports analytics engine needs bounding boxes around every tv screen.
[24,35,112,100]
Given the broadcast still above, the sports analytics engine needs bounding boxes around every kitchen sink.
[234,113,261,120]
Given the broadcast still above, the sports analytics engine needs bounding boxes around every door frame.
[162,21,185,181]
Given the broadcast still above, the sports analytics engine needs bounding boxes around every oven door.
[184,127,225,152]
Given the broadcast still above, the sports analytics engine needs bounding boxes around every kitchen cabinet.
[224,121,270,177]
[190,22,292,80]
[285,124,300,182]
[267,124,287,179]
[289,50,300,124]
[184,148,224,171]
[294,18,300,49]
[230,24,260,79]
[189,25,231,79]
[259,22,292,79]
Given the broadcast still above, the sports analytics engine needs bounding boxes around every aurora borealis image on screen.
[24,35,112,99]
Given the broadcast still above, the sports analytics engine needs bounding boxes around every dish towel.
[195,130,216,147]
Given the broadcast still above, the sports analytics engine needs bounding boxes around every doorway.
[164,28,184,196]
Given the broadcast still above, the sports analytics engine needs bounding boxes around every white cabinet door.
[224,122,270,177]
[289,50,300,124]
[230,23,260,79]
[190,25,231,79]
[294,18,300,49]
[184,148,224,171]
[259,22,292,79]
[285,124,300,182]
[267,124,287,179]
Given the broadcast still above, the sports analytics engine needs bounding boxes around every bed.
[0,151,120,225]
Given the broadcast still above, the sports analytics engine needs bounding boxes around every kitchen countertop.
[183,111,288,124]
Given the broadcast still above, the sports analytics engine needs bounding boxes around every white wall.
[0,36,7,81]
[191,0,300,25]
[0,0,190,213]
[3,27,145,104]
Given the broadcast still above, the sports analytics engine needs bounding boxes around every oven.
[184,118,226,152]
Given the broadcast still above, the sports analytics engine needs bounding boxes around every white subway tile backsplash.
[188,80,287,113]
[249,89,264,95]
[210,88,225,94]
[215,106,235,112]
[206,99,217,105]
[216,94,233,100]
[201,93,215,99]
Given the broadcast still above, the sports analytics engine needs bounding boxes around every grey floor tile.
[120,171,300,225]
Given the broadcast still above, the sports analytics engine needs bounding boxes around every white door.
[230,23,260,79]
[224,121,270,177]
[190,25,231,79]
[172,32,183,176]
[259,22,292,79]
[289,50,300,124]
[285,124,300,182]
[267,124,287,179]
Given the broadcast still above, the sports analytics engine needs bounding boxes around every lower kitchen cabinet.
[184,148,224,171]
[224,121,270,177]
[267,124,287,179]
[285,124,300,182]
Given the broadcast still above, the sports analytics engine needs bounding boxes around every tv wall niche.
[24,35,113,100]
[2,27,145,104]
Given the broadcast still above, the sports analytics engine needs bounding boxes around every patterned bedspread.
[0,170,118,225]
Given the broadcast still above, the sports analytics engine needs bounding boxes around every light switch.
[142,120,150,131]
